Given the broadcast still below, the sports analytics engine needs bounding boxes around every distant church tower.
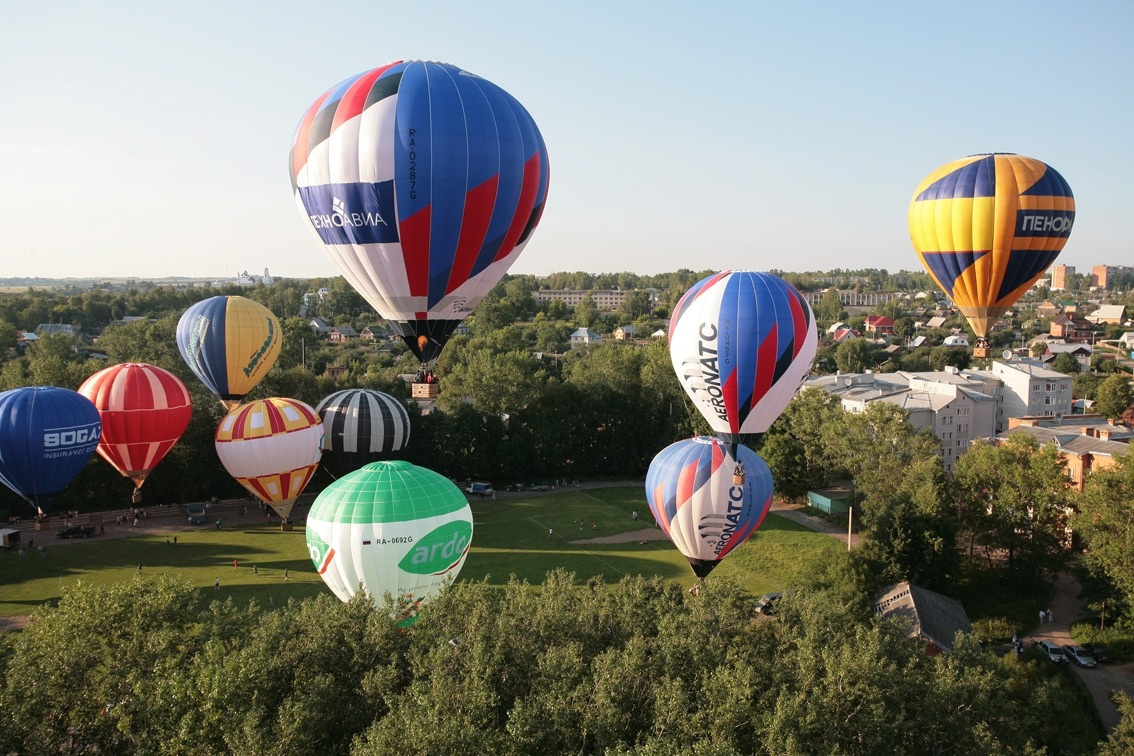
[262,267,273,285]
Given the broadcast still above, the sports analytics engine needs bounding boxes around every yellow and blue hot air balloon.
[908,153,1074,353]
[176,296,282,410]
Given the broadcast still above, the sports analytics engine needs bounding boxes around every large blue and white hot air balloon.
[289,60,550,365]
[668,271,817,454]
[0,387,101,515]
[645,436,774,579]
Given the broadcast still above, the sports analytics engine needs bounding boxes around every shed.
[873,581,972,654]
[807,485,853,515]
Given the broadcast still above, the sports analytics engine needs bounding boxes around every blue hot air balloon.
[645,436,774,580]
[0,387,102,514]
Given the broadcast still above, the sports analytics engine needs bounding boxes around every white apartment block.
[804,359,1073,472]
[989,360,1073,425]
[533,289,659,313]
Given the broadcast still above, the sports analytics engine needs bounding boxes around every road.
[1028,571,1134,733]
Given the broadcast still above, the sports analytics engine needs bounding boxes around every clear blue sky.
[1,1,1130,280]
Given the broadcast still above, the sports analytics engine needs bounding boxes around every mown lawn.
[0,487,843,616]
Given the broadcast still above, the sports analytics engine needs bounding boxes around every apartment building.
[804,359,1074,471]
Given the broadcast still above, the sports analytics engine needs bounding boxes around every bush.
[970,616,1017,645]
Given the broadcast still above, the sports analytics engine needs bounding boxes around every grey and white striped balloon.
[315,389,410,477]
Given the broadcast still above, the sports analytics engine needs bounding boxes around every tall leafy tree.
[835,338,873,374]
[1096,374,1134,420]
[758,387,844,500]
[952,434,1074,580]
[1073,451,1134,612]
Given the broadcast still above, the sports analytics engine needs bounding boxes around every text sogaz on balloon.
[43,426,100,448]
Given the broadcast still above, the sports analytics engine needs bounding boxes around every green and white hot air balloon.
[306,460,472,622]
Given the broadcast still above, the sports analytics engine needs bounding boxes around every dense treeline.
[0,571,1108,755]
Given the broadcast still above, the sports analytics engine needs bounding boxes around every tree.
[0,569,1105,754]
[892,316,915,342]
[952,435,1073,580]
[929,345,971,371]
[1073,451,1134,612]
[1096,374,1134,420]
[1050,352,1082,375]
[615,290,651,322]
[851,455,958,592]
[834,338,873,374]
[822,402,940,510]
[1073,372,1101,401]
[573,294,600,330]
[815,287,844,323]
[0,577,206,754]
[759,388,844,500]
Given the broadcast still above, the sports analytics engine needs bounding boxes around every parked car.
[757,592,783,615]
[1085,642,1111,663]
[1036,640,1065,663]
[1062,645,1098,668]
[530,483,550,492]
[505,483,525,492]
[186,503,207,525]
[56,525,96,539]
[465,482,494,498]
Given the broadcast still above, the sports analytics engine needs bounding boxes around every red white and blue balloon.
[645,436,774,579]
[668,271,817,449]
[289,60,550,364]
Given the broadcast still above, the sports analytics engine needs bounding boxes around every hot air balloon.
[0,387,101,515]
[214,398,323,522]
[176,296,282,409]
[645,436,774,580]
[289,60,550,367]
[908,153,1075,357]
[78,363,192,503]
[315,389,411,478]
[306,460,472,623]
[668,271,817,461]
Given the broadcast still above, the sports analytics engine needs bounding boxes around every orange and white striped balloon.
[215,398,323,520]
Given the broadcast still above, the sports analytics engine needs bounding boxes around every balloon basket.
[35,521,47,531]
[412,382,439,399]
[281,522,294,532]
[972,346,990,358]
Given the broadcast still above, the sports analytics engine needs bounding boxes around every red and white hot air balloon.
[78,363,193,502]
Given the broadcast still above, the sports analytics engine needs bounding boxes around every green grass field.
[0,487,843,617]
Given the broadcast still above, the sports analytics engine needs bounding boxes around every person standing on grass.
[214,577,220,590]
